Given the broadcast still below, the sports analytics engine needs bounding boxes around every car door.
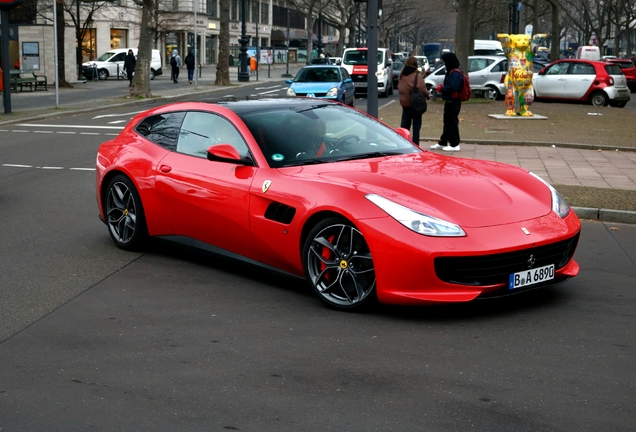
[534,61,570,97]
[564,62,595,98]
[109,52,127,77]
[340,68,355,104]
[468,57,494,87]
[154,111,257,257]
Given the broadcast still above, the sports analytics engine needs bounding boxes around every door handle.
[160,165,172,173]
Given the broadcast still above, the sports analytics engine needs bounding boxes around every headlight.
[529,172,571,218]
[376,69,385,78]
[286,87,296,96]
[326,87,339,97]
[366,194,466,237]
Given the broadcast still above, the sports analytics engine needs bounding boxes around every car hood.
[280,153,551,228]
[290,82,340,92]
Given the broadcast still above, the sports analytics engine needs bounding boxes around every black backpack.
[170,56,177,67]
[410,73,428,114]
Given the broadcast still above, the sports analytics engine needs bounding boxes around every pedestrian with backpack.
[431,52,465,152]
[170,49,181,83]
[397,56,430,145]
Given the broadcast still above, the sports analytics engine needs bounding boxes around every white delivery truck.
[341,47,394,97]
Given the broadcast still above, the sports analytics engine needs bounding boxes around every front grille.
[351,75,367,82]
[295,92,328,97]
[434,233,579,286]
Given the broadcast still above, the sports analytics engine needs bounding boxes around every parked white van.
[474,40,504,56]
[576,46,601,61]
[82,48,163,81]
[341,47,394,97]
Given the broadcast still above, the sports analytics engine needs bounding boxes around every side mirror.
[395,127,411,142]
[207,144,252,166]
[285,79,293,84]
[344,78,352,83]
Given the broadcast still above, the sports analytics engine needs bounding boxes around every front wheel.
[150,69,155,80]
[590,91,608,107]
[302,217,376,310]
[98,69,109,80]
[105,175,148,250]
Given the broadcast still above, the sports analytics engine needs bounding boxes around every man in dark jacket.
[430,52,463,151]
[184,50,195,84]
[123,49,136,87]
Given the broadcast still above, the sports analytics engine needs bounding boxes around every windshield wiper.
[332,151,403,162]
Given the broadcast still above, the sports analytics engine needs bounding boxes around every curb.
[573,207,636,224]
[420,137,636,153]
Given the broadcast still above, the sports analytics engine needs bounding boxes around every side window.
[177,112,250,160]
[570,63,595,75]
[111,53,126,62]
[547,62,570,75]
[341,68,350,80]
[135,112,186,151]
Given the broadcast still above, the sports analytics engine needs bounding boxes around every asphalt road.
[1,87,635,431]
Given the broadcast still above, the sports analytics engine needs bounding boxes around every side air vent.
[264,202,296,224]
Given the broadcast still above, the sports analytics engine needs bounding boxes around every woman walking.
[397,56,429,145]
[123,49,136,87]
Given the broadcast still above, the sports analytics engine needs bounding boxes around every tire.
[105,175,148,250]
[487,85,501,100]
[609,101,627,108]
[590,91,608,107]
[349,94,355,107]
[302,217,376,310]
[98,69,109,80]
[150,69,155,80]
[381,81,389,98]
[388,80,394,96]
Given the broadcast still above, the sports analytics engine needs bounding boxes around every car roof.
[213,97,340,115]
[301,64,341,69]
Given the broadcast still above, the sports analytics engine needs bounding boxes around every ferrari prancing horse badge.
[262,180,272,193]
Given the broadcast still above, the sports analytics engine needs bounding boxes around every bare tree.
[215,0,231,85]
[130,0,156,97]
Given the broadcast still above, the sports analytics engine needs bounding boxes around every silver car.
[425,55,508,99]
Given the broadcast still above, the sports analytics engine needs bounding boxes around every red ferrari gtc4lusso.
[96,98,580,310]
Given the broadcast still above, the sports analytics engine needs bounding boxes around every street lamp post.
[317,2,323,57]
[238,0,250,82]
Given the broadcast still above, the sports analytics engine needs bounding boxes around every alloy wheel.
[304,220,376,309]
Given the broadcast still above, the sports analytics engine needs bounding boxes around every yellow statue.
[497,33,547,116]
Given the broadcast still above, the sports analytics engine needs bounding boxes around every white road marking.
[2,164,94,171]
[80,132,101,135]
[255,85,282,90]
[258,88,285,95]
[33,131,54,134]
[107,120,128,124]
[92,111,143,119]
[15,124,124,130]
[57,131,77,134]
[11,130,29,133]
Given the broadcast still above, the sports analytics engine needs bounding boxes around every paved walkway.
[2,63,635,223]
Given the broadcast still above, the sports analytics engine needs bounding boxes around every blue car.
[286,65,356,107]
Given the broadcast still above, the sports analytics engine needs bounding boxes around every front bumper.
[356,211,581,305]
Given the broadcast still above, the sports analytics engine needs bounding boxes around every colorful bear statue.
[497,33,547,116]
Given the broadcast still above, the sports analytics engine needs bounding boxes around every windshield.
[95,52,116,62]
[238,104,419,168]
[343,50,384,66]
[605,64,623,75]
[294,68,341,82]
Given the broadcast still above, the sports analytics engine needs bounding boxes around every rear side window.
[604,64,623,75]
[571,63,595,75]
[135,112,186,151]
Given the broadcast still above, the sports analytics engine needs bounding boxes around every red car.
[605,58,636,93]
[96,99,581,310]
[533,59,631,107]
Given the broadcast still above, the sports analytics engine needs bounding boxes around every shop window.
[80,29,97,62]
[110,29,127,50]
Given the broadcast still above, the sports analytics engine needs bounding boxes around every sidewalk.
[2,64,635,224]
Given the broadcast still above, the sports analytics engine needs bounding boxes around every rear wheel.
[302,217,376,310]
[150,69,155,80]
[487,85,501,100]
[105,175,147,250]
[590,91,608,107]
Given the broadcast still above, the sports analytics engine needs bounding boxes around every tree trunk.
[56,0,71,87]
[455,0,471,72]
[131,0,155,97]
[215,0,231,85]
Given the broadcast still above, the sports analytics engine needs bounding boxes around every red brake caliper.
[319,235,336,283]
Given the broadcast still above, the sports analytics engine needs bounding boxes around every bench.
[471,86,495,99]
[9,69,48,92]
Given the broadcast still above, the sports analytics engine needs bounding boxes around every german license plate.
[354,82,367,87]
[509,264,554,289]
